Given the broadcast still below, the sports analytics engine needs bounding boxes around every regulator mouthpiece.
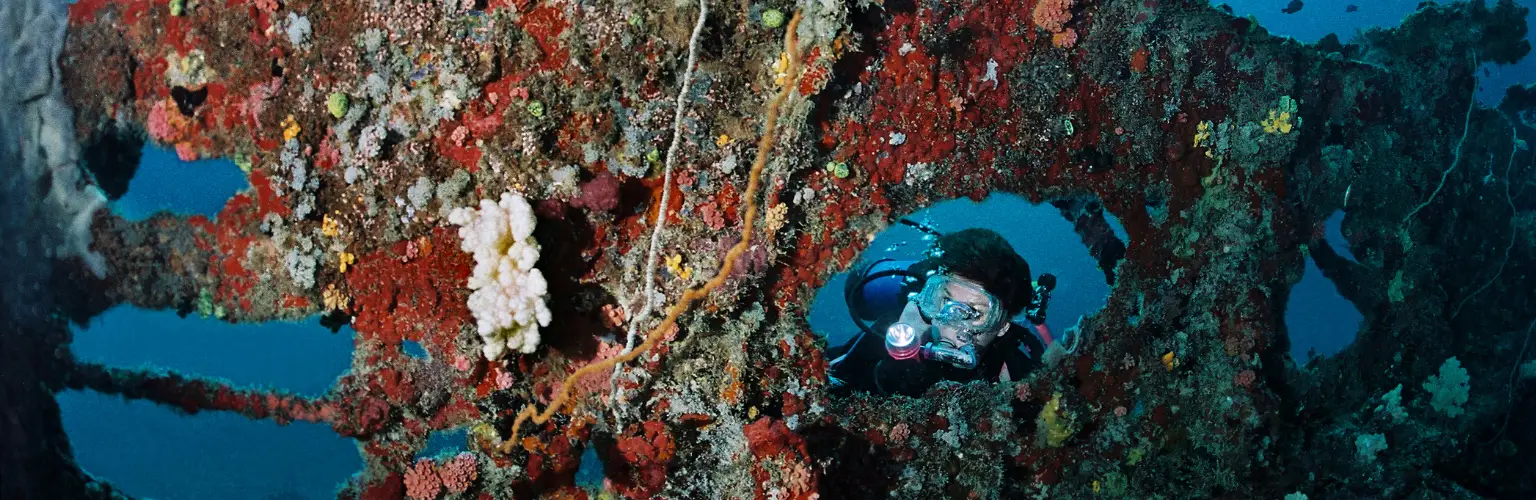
[921,343,979,370]
[885,322,922,360]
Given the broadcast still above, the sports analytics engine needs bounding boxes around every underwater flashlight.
[887,321,981,369]
[885,322,922,360]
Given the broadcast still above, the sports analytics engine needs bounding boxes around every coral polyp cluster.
[2,0,1533,498]
[449,192,551,360]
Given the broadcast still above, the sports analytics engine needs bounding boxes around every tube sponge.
[448,192,552,360]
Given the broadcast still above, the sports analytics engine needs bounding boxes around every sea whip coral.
[502,9,807,451]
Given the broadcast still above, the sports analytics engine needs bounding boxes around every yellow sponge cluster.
[1262,96,1299,135]
[1037,392,1076,448]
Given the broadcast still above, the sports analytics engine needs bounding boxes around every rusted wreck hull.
[15,0,1534,497]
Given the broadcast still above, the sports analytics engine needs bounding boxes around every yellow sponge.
[1037,392,1076,448]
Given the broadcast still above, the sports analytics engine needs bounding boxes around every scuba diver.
[827,224,1058,397]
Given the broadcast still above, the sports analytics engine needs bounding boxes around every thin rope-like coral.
[501,11,804,451]
[1484,317,1534,445]
[1402,53,1478,224]
[1452,123,1523,318]
[612,0,710,400]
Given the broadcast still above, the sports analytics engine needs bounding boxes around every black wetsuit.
[826,308,1045,397]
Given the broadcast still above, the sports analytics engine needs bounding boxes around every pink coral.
[147,101,177,142]
[451,125,470,146]
[1032,0,1075,33]
[439,452,479,494]
[601,303,627,329]
[494,366,514,390]
[319,139,341,168]
[571,173,621,213]
[1234,369,1257,389]
[570,340,625,399]
[403,459,442,500]
[174,143,198,161]
[243,78,281,125]
[700,202,726,230]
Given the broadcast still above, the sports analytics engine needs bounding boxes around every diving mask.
[913,274,1006,344]
[883,274,1004,370]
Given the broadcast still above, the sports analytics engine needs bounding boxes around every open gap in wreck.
[58,391,361,500]
[62,308,358,499]
[70,307,355,396]
[1285,211,1365,362]
[1325,210,1358,263]
[811,193,1126,382]
[575,445,604,491]
[109,143,249,222]
[420,428,470,458]
[1284,253,1366,363]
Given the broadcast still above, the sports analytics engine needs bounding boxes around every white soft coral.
[449,192,552,360]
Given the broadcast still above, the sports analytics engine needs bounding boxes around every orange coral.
[1032,0,1075,33]
[1051,28,1078,49]
[721,364,743,403]
[1131,47,1150,72]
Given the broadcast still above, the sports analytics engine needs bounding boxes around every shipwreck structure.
[3,0,1534,497]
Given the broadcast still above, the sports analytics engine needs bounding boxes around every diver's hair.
[910,228,1033,316]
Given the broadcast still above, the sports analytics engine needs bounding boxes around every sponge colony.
[448,192,552,360]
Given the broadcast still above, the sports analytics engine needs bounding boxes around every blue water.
[403,340,429,358]
[59,394,357,500]
[69,308,355,398]
[1283,211,1363,362]
[1287,256,1364,362]
[1219,0,1536,106]
[1325,211,1358,263]
[62,308,359,500]
[576,446,605,489]
[1220,0,1423,43]
[110,143,249,221]
[422,429,471,459]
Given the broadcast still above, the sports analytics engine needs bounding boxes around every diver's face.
[920,276,1007,351]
